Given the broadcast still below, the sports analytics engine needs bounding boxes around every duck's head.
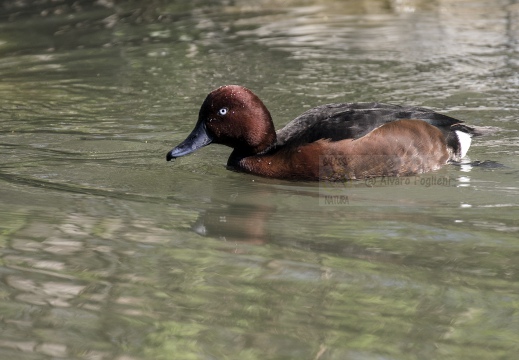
[166,85,276,161]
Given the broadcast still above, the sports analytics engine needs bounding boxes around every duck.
[166,85,476,181]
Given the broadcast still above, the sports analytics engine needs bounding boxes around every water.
[1,0,519,359]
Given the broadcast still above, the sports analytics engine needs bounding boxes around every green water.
[1,1,519,359]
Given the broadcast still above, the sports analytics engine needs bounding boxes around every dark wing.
[275,102,466,148]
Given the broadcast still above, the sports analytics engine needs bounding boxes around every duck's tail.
[448,124,499,162]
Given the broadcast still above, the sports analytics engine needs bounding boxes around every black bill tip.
[166,121,212,162]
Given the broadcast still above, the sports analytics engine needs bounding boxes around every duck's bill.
[166,121,213,161]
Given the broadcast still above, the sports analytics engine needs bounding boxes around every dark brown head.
[166,85,276,161]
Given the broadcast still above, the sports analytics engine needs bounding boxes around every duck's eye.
[218,107,228,116]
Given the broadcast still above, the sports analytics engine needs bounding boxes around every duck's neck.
[227,131,276,167]
[253,130,277,155]
[230,133,275,158]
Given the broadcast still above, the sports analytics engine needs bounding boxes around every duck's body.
[167,85,475,181]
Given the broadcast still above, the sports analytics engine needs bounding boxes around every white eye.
[218,107,228,116]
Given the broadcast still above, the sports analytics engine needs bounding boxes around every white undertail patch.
[455,130,472,158]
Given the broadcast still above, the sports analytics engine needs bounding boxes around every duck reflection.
[188,183,405,263]
[190,193,407,265]
[192,203,273,246]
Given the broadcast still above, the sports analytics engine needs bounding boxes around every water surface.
[1,1,519,359]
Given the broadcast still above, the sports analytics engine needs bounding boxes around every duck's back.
[275,102,468,148]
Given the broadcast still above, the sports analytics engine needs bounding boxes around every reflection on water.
[1,0,519,359]
[2,176,519,359]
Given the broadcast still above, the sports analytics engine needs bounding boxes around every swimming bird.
[166,85,475,181]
